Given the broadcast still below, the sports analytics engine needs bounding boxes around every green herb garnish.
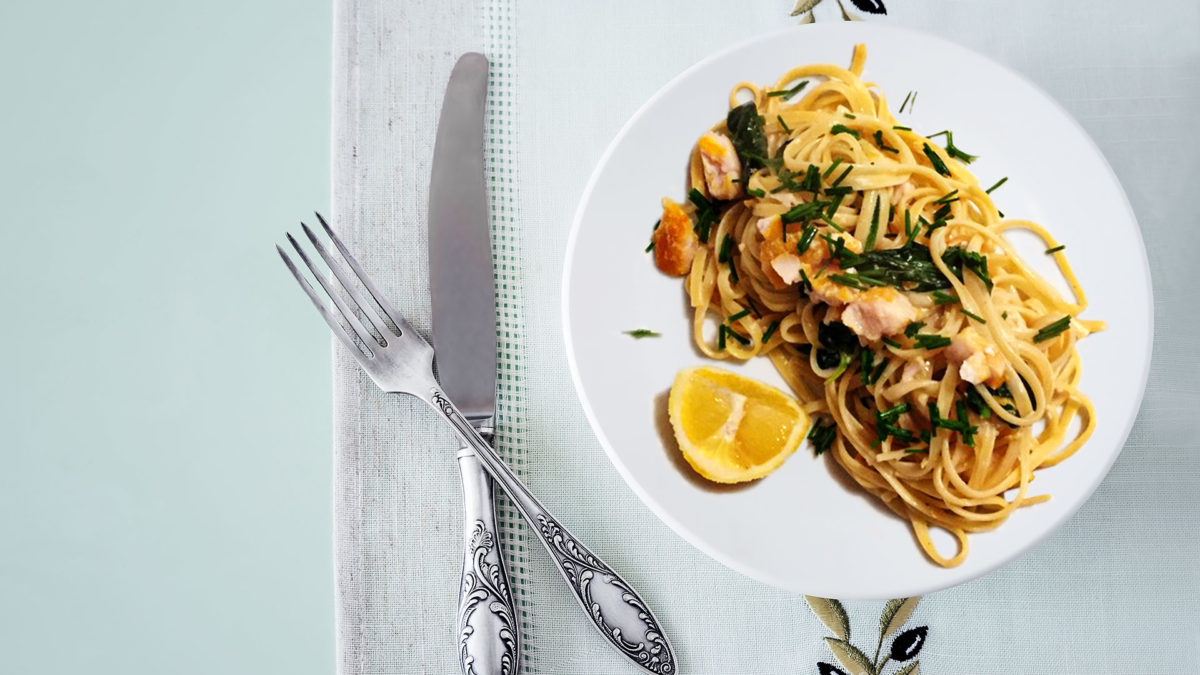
[777,115,792,134]
[942,246,994,290]
[807,419,837,456]
[797,223,817,254]
[874,402,917,446]
[922,143,951,176]
[725,326,751,346]
[767,80,809,99]
[727,308,750,322]
[898,90,915,114]
[823,158,845,179]
[864,199,882,251]
[882,337,902,348]
[914,334,952,350]
[927,130,978,163]
[726,102,769,171]
[799,164,822,193]
[961,308,987,323]
[965,387,992,419]
[985,176,1008,194]
[905,321,925,338]
[1034,316,1072,343]
[718,233,734,264]
[873,130,899,153]
[893,125,912,131]
[831,124,861,139]
[932,290,959,305]
[1046,244,1065,254]
[623,329,660,338]
[747,188,766,198]
[933,190,959,205]
[761,321,780,344]
[687,188,718,244]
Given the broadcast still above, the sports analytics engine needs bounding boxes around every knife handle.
[456,444,520,675]
[428,388,676,675]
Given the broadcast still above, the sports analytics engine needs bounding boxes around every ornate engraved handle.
[456,448,519,675]
[428,388,676,675]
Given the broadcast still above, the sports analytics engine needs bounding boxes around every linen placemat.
[332,1,1199,672]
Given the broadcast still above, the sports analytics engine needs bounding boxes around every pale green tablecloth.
[331,1,1199,672]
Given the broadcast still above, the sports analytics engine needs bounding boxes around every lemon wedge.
[667,366,810,483]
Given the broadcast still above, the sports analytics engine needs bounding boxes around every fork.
[278,214,676,675]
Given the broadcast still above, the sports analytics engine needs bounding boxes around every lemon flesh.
[667,366,810,483]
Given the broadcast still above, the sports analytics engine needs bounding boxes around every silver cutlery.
[278,216,677,674]
[427,53,518,675]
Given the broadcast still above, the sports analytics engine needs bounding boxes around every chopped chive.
[882,337,902,348]
[831,124,860,139]
[824,185,855,197]
[623,329,661,338]
[728,258,740,284]
[727,308,751,322]
[747,188,766,198]
[1034,316,1072,343]
[725,326,751,346]
[823,158,845,179]
[865,199,881,251]
[767,80,809,99]
[718,234,734,264]
[800,164,821,193]
[903,448,928,454]
[927,130,978,163]
[932,290,959,305]
[644,240,655,252]
[904,321,925,338]
[914,334,952,350]
[893,125,912,131]
[843,112,856,119]
[761,321,780,343]
[898,90,914,114]
[718,325,727,350]
[797,223,817,254]
[832,165,853,187]
[933,189,959,205]
[961,308,987,323]
[807,420,837,456]
[777,115,792,134]
[965,387,992,419]
[873,130,899,153]
[985,176,1008,194]
[798,268,813,294]
[904,210,915,241]
[1046,244,1066,254]
[860,350,874,385]
[922,143,951,176]
[745,296,761,317]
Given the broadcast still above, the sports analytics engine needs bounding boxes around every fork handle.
[456,448,519,675]
[427,388,676,675]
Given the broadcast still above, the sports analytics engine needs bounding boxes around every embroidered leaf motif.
[825,638,875,675]
[895,661,920,675]
[890,626,928,661]
[879,596,921,639]
[790,0,823,15]
[849,0,888,13]
[817,663,849,675]
[806,596,851,640]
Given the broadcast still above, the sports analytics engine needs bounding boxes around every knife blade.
[427,53,519,675]
[429,52,496,422]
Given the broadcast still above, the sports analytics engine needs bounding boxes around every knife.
[428,53,519,675]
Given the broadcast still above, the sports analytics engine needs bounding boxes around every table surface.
[0,1,334,673]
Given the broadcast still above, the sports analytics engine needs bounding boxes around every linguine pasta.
[650,44,1103,567]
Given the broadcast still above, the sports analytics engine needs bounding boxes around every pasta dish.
[649,44,1103,567]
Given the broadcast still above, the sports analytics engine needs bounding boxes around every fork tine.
[286,233,384,350]
[277,245,370,358]
[300,221,394,338]
[315,212,416,336]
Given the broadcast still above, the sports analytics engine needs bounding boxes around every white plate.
[562,23,1152,599]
